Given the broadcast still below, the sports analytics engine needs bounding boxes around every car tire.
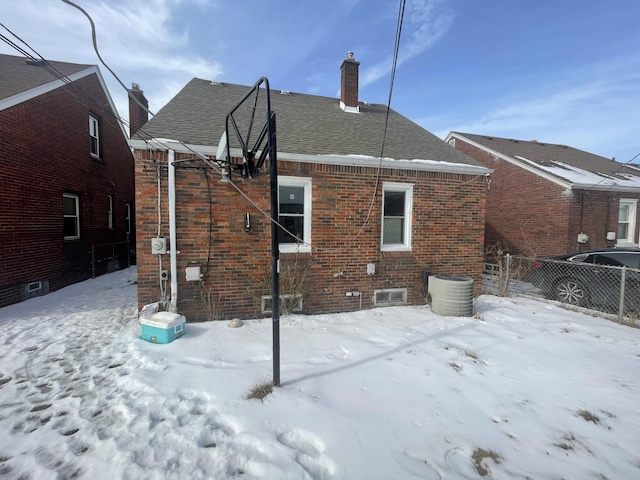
[554,278,589,306]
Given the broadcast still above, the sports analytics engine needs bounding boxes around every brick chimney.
[340,51,360,112]
[128,83,148,137]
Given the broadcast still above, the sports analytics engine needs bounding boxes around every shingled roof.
[0,53,94,102]
[132,77,487,173]
[450,132,640,191]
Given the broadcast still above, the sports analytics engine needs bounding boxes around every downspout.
[168,149,178,312]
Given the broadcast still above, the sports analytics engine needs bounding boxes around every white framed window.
[381,182,413,251]
[374,288,407,306]
[63,193,80,240]
[617,198,638,246]
[108,195,114,230]
[89,114,100,158]
[126,203,132,235]
[278,176,312,253]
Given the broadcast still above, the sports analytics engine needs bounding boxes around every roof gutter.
[128,139,491,176]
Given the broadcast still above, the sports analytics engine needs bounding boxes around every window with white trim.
[108,195,114,230]
[63,193,80,240]
[617,198,637,246]
[89,114,100,158]
[278,176,312,253]
[381,182,413,251]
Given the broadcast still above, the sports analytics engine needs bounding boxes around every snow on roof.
[514,155,640,189]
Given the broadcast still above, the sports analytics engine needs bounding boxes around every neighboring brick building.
[446,132,640,257]
[130,53,491,321]
[0,54,135,307]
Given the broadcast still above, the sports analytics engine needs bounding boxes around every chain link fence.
[483,253,640,325]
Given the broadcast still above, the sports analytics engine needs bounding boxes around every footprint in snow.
[392,450,442,479]
[277,429,335,479]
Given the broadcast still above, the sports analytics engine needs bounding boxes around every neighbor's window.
[89,114,100,157]
[617,199,637,246]
[63,193,80,240]
[126,203,132,235]
[278,176,312,253]
[108,195,114,230]
[381,182,413,251]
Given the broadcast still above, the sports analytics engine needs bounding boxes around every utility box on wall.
[151,237,167,255]
[185,266,201,281]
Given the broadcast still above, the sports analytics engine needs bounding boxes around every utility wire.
[582,151,640,193]
[60,0,316,249]
[0,25,134,135]
[59,0,411,256]
[349,0,407,243]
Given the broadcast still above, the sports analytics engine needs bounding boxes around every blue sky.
[2,0,639,162]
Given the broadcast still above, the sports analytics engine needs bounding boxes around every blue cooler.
[140,311,186,344]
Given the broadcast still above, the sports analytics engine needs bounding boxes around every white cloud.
[1,0,223,125]
[425,55,640,161]
[360,0,454,87]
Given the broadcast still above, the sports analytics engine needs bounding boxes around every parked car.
[529,247,640,311]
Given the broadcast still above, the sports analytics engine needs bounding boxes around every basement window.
[261,294,303,314]
[21,280,49,301]
[374,288,407,306]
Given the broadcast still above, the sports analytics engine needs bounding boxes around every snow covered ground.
[1,267,639,479]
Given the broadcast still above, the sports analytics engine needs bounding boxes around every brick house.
[130,54,491,321]
[0,54,135,307]
[446,132,640,257]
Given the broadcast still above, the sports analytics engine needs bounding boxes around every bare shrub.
[251,255,314,315]
[246,380,274,402]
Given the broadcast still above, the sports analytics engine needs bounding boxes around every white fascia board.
[279,152,491,175]
[572,183,640,193]
[449,132,571,189]
[129,139,491,176]
[128,138,219,155]
[92,67,129,139]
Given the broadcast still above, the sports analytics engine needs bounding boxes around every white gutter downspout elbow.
[168,149,178,312]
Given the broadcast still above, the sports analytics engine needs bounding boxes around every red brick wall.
[0,74,135,307]
[134,149,487,320]
[453,138,640,257]
[567,191,640,252]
